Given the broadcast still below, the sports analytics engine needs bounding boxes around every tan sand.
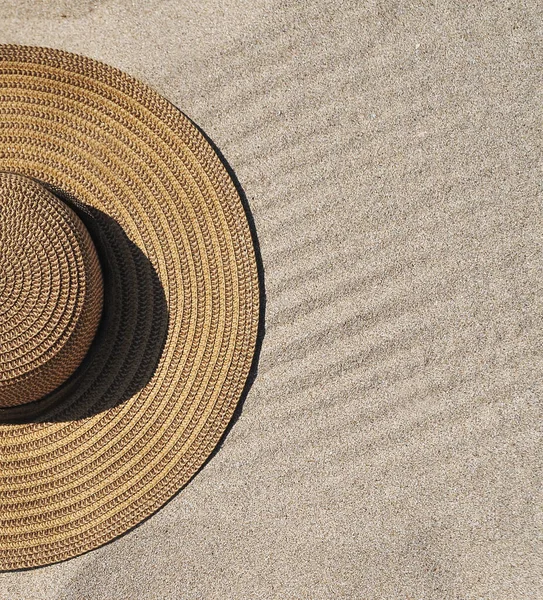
[0,1,541,598]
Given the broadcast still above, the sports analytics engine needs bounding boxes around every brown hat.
[0,45,260,569]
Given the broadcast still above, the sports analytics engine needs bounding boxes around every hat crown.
[0,173,103,408]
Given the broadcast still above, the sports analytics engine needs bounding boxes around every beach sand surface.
[0,1,541,598]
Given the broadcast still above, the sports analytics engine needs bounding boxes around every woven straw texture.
[0,44,259,570]
[0,173,103,408]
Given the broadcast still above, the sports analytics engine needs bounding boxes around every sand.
[0,1,541,598]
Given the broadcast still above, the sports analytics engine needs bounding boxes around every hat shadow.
[0,188,169,423]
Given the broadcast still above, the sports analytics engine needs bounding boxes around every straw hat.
[0,45,260,570]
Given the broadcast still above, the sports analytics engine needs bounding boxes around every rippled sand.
[0,1,541,598]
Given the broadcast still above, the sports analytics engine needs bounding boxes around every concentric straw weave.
[0,45,260,570]
[0,172,103,408]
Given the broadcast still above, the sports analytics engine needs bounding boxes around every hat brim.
[0,45,260,570]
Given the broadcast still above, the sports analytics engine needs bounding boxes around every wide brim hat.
[0,45,260,570]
